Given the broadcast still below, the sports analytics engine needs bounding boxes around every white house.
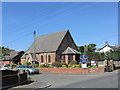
[98,41,120,53]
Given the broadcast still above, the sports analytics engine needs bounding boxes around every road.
[30,70,118,88]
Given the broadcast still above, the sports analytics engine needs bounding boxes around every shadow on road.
[29,72,42,76]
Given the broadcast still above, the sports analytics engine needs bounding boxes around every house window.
[48,55,51,63]
[41,55,44,63]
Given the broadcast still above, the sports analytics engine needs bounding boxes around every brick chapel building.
[21,30,81,64]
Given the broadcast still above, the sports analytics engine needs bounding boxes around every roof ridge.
[36,30,68,38]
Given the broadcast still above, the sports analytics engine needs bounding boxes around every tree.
[77,44,97,54]
[110,50,120,65]
[92,52,100,60]
[88,44,97,52]
[83,51,93,61]
[101,50,120,66]
[99,52,105,61]
[0,46,11,57]
[77,46,84,54]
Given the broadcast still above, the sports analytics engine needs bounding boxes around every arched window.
[48,55,51,63]
[41,55,44,63]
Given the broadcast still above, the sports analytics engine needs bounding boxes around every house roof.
[9,51,21,58]
[98,45,120,51]
[98,41,120,51]
[109,46,120,50]
[26,30,68,53]
[0,51,24,60]
[62,47,81,55]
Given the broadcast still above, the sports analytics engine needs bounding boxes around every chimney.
[105,41,109,46]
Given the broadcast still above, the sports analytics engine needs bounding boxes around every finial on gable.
[105,41,109,46]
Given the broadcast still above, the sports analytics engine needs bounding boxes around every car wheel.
[26,70,30,74]
[17,70,20,73]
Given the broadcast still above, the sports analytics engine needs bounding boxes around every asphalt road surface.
[30,70,118,88]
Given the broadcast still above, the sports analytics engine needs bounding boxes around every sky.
[2,2,118,51]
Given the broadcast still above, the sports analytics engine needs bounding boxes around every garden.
[20,60,102,69]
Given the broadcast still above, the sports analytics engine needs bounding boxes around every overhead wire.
[2,31,33,45]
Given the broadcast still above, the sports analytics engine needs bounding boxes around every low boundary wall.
[36,67,105,73]
[1,70,28,89]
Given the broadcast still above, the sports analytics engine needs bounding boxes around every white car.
[91,61,97,66]
[0,65,12,70]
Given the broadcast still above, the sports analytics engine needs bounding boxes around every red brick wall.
[36,67,105,73]
[2,61,10,64]
[37,52,56,64]
[21,52,56,65]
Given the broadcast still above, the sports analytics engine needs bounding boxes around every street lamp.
[33,30,36,67]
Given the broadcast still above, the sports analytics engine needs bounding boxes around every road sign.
[80,55,88,64]
[80,55,89,68]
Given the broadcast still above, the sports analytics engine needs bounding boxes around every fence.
[98,61,120,66]
[1,70,28,89]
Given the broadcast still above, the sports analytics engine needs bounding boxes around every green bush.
[75,65,81,68]
[88,66,99,68]
[12,64,17,68]
[39,63,52,67]
[71,65,75,68]
[71,64,81,68]
[4,64,10,67]
[62,65,67,68]
[23,61,31,65]
[69,61,77,65]
[61,63,68,67]
[33,64,39,67]
[48,64,52,67]
[79,64,81,68]
[45,63,49,67]
[52,62,62,67]
[39,64,45,67]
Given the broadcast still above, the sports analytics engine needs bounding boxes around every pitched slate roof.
[109,46,120,50]
[98,45,120,51]
[1,51,24,60]
[9,51,21,58]
[26,30,68,53]
[62,47,81,55]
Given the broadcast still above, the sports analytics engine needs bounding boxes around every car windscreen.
[18,65,25,68]
[27,65,32,68]
[18,65,32,68]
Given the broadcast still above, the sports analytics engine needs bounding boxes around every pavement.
[9,81,51,89]
[8,74,52,89]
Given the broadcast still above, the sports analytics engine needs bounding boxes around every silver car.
[16,65,39,73]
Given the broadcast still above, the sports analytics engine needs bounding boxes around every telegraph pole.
[33,30,36,67]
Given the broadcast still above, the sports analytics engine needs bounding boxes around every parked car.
[16,65,39,73]
[0,65,12,70]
